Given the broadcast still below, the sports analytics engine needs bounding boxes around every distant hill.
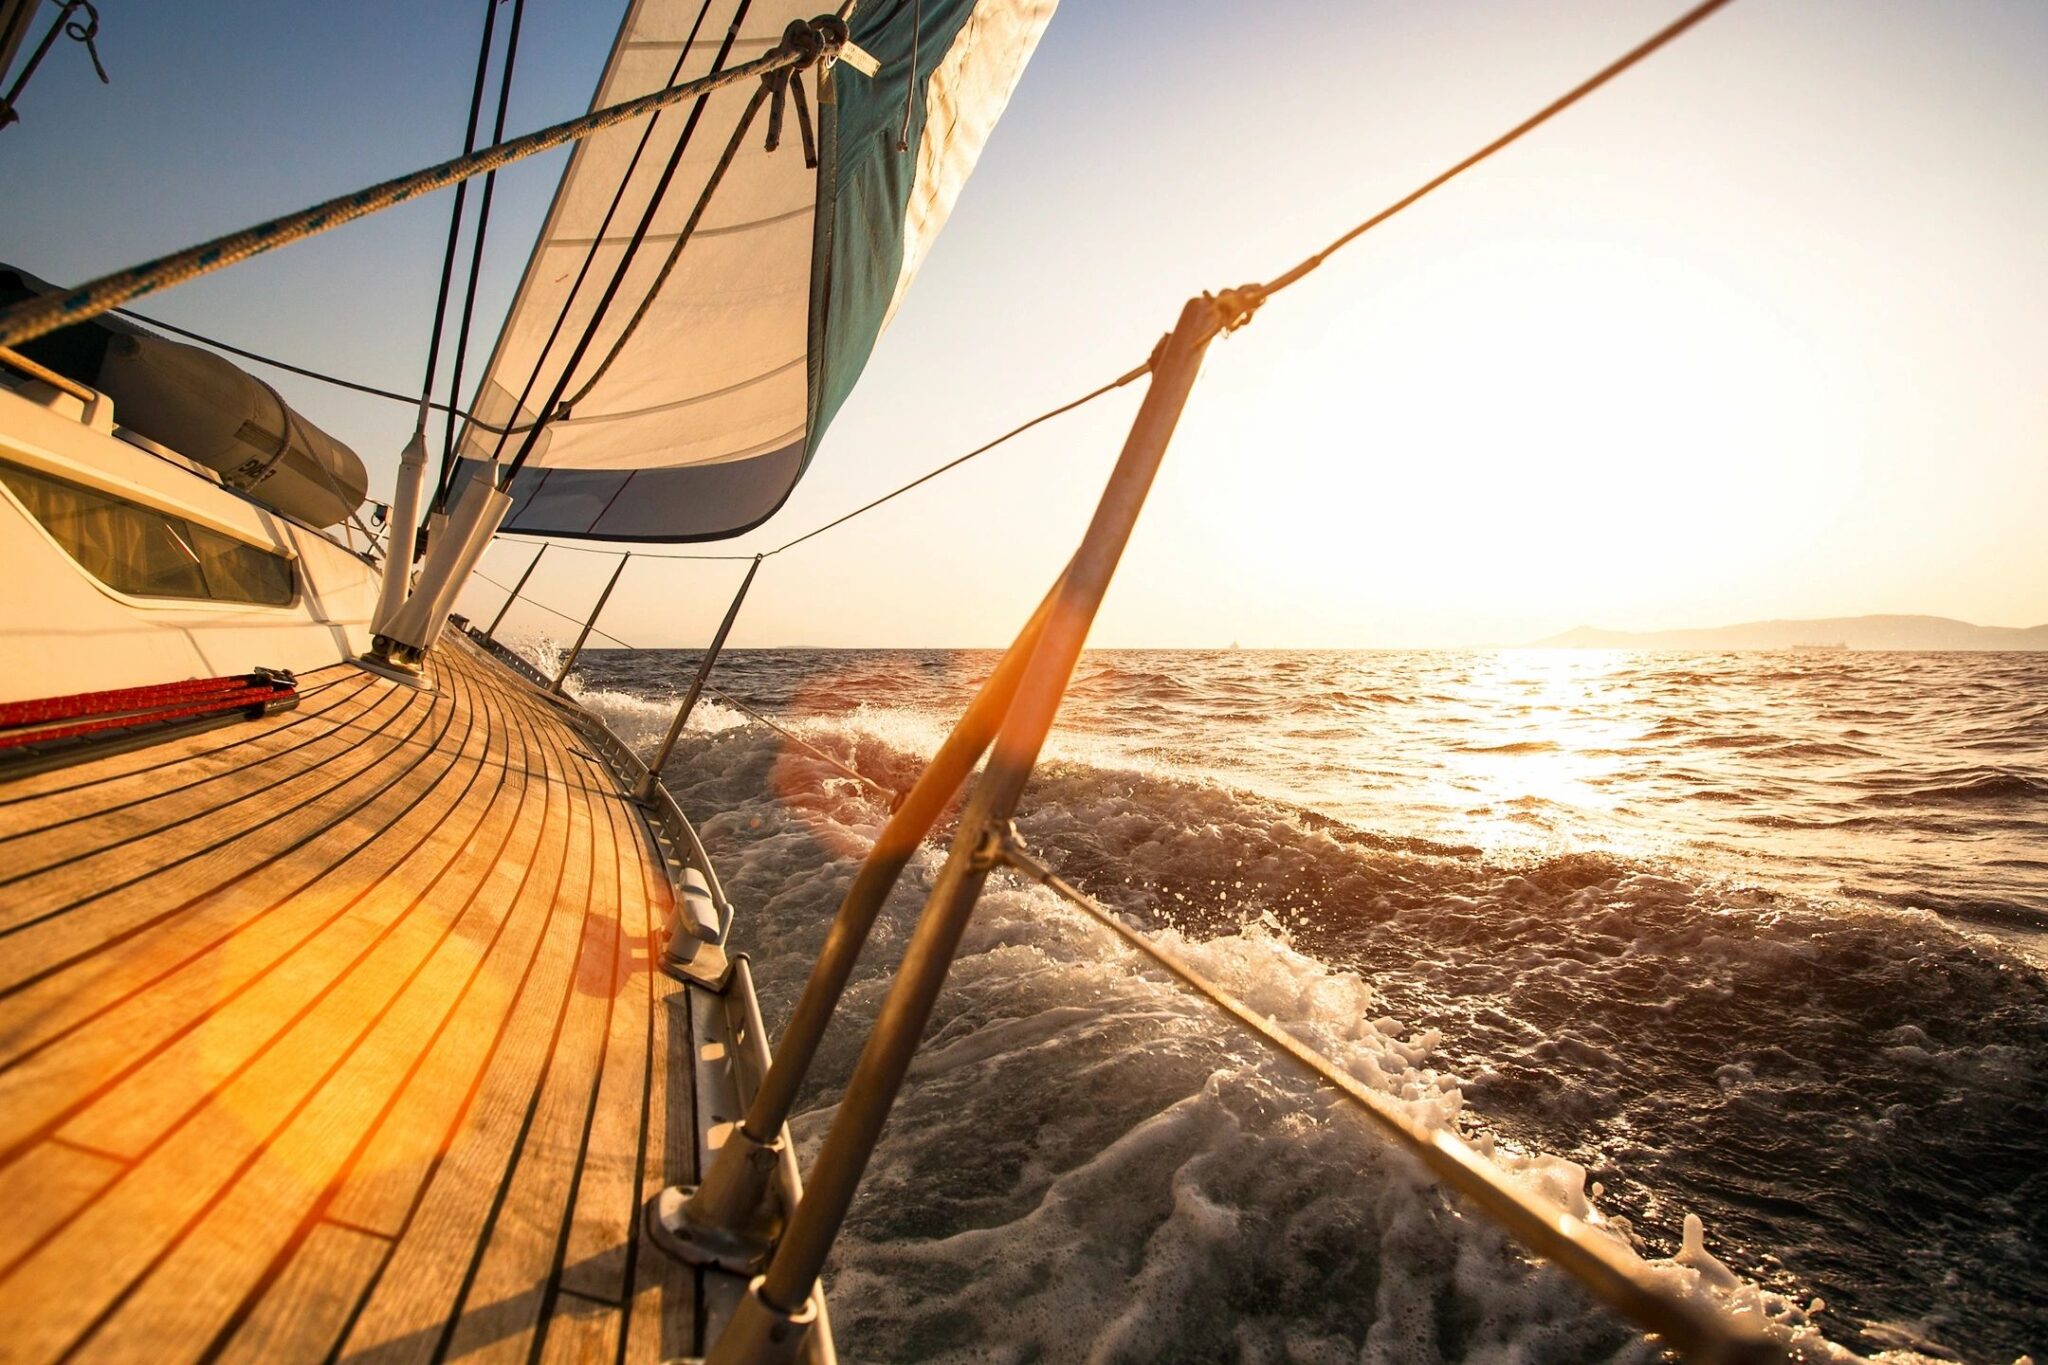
[1530,614,2048,651]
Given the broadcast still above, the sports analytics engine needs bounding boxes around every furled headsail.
[455,0,1056,542]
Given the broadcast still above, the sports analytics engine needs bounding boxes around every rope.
[109,308,497,427]
[472,568,898,800]
[0,33,829,350]
[987,827,1779,1365]
[1256,0,1735,301]
[434,0,530,511]
[762,19,826,167]
[497,358,1152,562]
[415,0,506,431]
[895,0,921,152]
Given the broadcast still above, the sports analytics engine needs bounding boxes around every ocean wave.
[654,716,2040,1361]
[1865,768,2047,807]
[538,643,2048,1361]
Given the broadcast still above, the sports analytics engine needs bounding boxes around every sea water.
[547,645,2046,1364]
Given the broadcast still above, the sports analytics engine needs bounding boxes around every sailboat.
[0,1,1787,1361]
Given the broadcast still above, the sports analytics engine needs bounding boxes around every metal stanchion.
[702,291,1246,1364]
[551,551,630,694]
[485,542,548,640]
[633,554,762,801]
[648,581,1060,1272]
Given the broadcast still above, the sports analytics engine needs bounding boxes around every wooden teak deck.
[0,635,746,1363]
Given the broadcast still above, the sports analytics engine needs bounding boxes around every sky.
[3,0,2044,648]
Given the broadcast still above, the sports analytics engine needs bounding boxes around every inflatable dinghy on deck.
[0,266,369,529]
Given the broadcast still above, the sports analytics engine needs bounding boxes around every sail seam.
[546,201,811,245]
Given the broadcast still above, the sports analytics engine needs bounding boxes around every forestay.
[456,0,1055,542]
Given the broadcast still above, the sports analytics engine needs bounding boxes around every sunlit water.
[551,645,2047,1364]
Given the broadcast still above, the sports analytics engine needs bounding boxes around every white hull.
[0,371,379,704]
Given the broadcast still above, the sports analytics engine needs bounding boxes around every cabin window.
[0,459,295,606]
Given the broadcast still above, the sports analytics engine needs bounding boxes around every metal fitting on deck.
[647,1124,788,1275]
[701,1276,820,1365]
[362,634,424,672]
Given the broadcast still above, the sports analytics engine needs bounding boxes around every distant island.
[1530,614,2048,651]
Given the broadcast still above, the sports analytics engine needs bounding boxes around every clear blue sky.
[5,1,2045,647]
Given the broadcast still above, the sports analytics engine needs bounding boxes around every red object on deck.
[0,670,299,753]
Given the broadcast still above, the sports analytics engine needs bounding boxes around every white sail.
[458,0,1056,542]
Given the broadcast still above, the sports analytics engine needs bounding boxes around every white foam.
[642,713,1935,1364]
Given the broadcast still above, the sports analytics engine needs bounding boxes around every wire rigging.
[433,0,530,511]
[768,359,1152,557]
[415,0,505,424]
[472,568,897,800]
[109,307,497,428]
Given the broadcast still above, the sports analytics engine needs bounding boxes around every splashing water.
[534,642,2047,1363]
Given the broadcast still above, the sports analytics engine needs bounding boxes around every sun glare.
[1423,650,1648,856]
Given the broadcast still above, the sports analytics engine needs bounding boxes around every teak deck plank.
[0,665,370,811]
[321,706,573,1240]
[624,966,700,1365]
[0,678,428,927]
[0,669,389,864]
[66,684,550,1360]
[214,1222,392,1365]
[0,1139,122,1275]
[0,663,513,1046]
[338,734,601,1365]
[440,791,625,1365]
[0,681,438,963]
[0,666,495,1151]
[0,637,706,1363]
[54,662,503,1159]
[556,791,660,1309]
